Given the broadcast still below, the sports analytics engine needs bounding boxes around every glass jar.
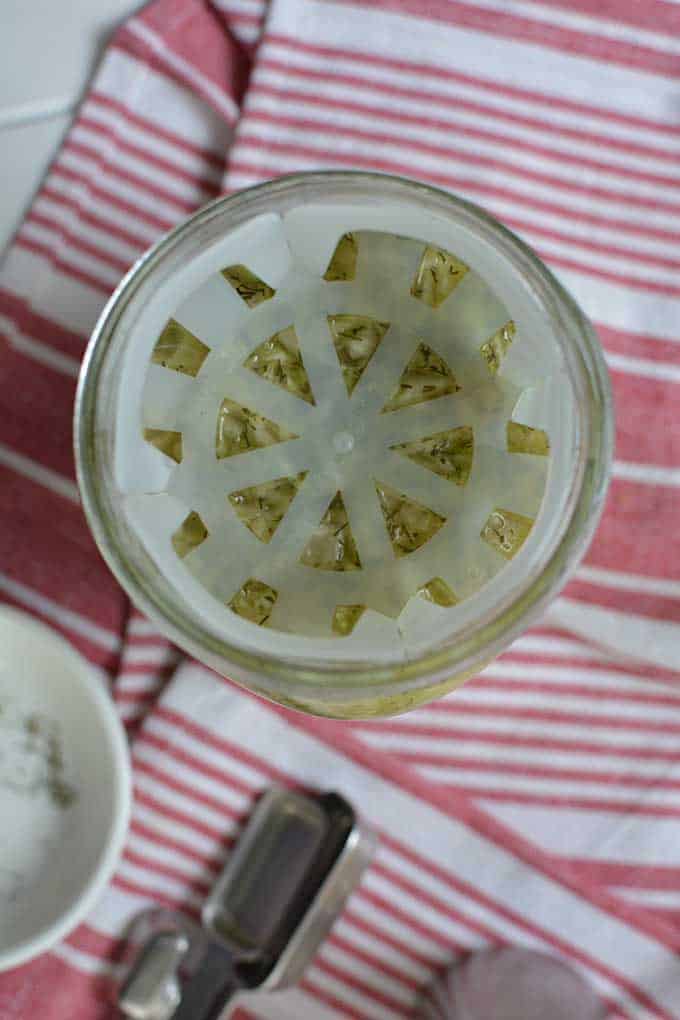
[74,172,613,718]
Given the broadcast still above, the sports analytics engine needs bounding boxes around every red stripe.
[133,0,249,110]
[251,78,680,198]
[354,719,680,766]
[229,153,680,296]
[109,27,242,131]
[51,163,175,234]
[564,578,680,624]
[642,907,680,930]
[0,954,115,1020]
[88,91,226,168]
[133,750,247,821]
[130,801,228,863]
[502,211,680,276]
[587,480,680,583]
[597,324,680,367]
[312,951,410,1014]
[230,145,680,254]
[26,209,132,277]
[116,687,164,708]
[133,785,230,844]
[76,114,221,196]
[0,466,128,635]
[214,4,263,30]
[126,631,170,647]
[554,857,680,892]
[118,658,174,675]
[518,0,680,35]
[62,137,200,214]
[526,249,680,296]
[127,823,221,878]
[240,109,680,277]
[13,235,112,295]
[525,627,680,683]
[500,637,680,686]
[379,829,618,946]
[118,648,171,669]
[472,674,680,709]
[372,857,500,942]
[612,373,680,469]
[122,845,211,898]
[0,344,77,478]
[266,32,680,137]
[434,782,680,820]
[334,0,680,79]
[129,816,224,873]
[116,683,167,710]
[112,872,193,914]
[341,905,438,970]
[258,53,680,167]
[349,887,464,954]
[397,749,680,795]
[384,747,680,797]
[112,31,212,115]
[155,704,289,783]
[430,694,680,735]
[41,184,156,253]
[299,975,365,1020]
[0,289,87,360]
[138,725,256,797]
[65,923,121,959]
[242,110,680,219]
[115,689,160,704]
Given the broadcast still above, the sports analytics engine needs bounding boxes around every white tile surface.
[1,0,142,116]
[0,0,142,254]
[0,114,72,251]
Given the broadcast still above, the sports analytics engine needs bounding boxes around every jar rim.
[74,171,613,712]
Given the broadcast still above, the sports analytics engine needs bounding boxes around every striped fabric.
[0,0,679,1015]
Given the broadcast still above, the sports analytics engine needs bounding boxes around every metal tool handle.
[119,932,189,1020]
[169,942,240,1020]
[118,924,239,1020]
[118,788,376,1020]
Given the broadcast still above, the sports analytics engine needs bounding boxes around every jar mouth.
[75,171,613,706]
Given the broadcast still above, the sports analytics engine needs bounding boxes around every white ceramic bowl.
[0,606,131,971]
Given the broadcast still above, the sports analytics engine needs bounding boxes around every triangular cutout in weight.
[391,425,473,485]
[381,342,460,413]
[299,491,362,571]
[327,314,390,396]
[228,473,308,544]
[375,480,446,557]
[244,325,316,405]
[215,398,298,459]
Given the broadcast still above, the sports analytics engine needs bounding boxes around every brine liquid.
[136,229,551,640]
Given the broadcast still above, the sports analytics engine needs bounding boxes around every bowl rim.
[0,605,131,972]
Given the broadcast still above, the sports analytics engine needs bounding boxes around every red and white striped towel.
[1,0,679,1016]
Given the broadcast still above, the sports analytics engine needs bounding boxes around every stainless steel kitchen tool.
[118,787,376,1020]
